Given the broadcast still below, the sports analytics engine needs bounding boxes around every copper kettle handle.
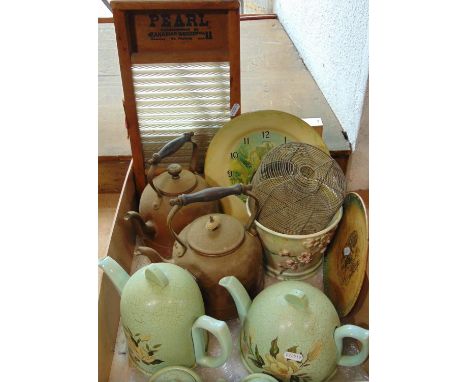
[167,184,260,255]
[146,132,199,193]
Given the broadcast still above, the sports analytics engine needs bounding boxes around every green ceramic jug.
[219,276,369,382]
[99,257,232,376]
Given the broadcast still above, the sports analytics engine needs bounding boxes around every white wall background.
[346,80,368,190]
[273,0,369,148]
[243,0,274,14]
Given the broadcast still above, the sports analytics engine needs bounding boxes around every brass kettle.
[125,132,218,261]
[138,184,264,321]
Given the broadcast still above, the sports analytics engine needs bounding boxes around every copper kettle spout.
[135,246,174,264]
[124,211,157,239]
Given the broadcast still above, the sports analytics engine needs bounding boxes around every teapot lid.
[244,281,340,349]
[186,213,245,256]
[120,263,204,318]
[153,164,197,196]
[149,366,202,382]
[323,191,369,317]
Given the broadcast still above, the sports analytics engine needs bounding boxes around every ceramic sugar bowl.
[99,257,232,376]
[220,276,369,382]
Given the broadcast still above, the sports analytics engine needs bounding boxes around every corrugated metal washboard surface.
[132,62,231,169]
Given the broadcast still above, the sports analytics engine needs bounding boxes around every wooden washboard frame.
[111,0,241,194]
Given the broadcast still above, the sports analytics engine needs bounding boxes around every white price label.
[230,103,240,117]
[284,351,303,362]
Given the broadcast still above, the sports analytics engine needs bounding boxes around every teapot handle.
[146,132,199,193]
[334,324,369,367]
[191,315,232,368]
[167,184,260,255]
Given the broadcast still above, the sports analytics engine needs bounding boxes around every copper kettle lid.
[153,163,197,196]
[186,213,245,256]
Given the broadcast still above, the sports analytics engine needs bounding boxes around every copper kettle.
[137,184,264,321]
[125,132,218,261]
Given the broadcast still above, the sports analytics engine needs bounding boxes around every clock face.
[204,110,329,224]
[226,130,294,193]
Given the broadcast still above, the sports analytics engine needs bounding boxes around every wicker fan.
[249,142,346,235]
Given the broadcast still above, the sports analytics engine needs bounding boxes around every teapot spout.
[98,257,130,296]
[124,211,156,240]
[135,246,174,264]
[219,276,251,325]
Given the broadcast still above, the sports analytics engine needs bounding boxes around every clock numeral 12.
[262,131,270,139]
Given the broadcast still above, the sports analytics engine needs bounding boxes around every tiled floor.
[98,193,120,259]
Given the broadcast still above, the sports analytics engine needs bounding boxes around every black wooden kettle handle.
[146,132,199,193]
[169,184,250,206]
[167,184,259,256]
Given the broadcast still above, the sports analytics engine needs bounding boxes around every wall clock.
[204,110,329,223]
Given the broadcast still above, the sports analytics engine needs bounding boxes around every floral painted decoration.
[243,332,323,382]
[278,250,317,274]
[338,230,360,285]
[123,325,164,366]
[277,231,335,273]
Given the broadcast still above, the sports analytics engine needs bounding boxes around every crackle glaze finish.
[238,281,340,382]
[247,204,342,280]
[120,263,205,375]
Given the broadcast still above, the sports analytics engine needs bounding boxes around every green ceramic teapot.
[219,276,369,382]
[99,257,232,376]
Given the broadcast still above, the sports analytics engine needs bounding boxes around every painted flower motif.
[283,259,299,270]
[243,335,324,382]
[302,239,316,249]
[264,353,300,380]
[131,344,155,364]
[123,326,163,366]
[279,249,291,257]
[297,252,313,264]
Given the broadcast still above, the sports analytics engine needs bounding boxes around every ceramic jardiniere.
[99,257,232,376]
[219,276,369,382]
[138,184,264,321]
[125,132,218,260]
[247,200,342,280]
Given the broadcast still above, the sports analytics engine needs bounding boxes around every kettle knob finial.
[205,215,221,231]
[167,163,183,179]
